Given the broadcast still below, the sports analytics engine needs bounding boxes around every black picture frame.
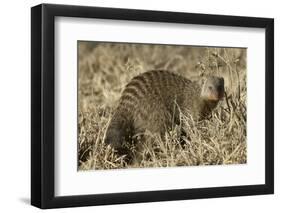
[31,3,274,209]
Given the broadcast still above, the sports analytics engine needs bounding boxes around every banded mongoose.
[104,70,224,154]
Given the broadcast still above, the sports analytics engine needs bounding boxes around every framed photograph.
[31,3,274,209]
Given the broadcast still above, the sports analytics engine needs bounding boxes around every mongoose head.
[200,76,225,101]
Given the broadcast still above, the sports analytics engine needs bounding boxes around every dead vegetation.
[78,42,247,170]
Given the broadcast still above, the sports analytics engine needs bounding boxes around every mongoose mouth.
[205,91,225,101]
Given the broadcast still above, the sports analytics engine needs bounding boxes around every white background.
[0,0,279,212]
[56,18,265,196]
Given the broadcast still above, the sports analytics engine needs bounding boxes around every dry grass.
[78,41,247,170]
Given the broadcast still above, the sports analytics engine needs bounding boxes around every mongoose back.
[104,70,224,154]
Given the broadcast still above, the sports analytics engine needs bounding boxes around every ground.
[78,42,247,170]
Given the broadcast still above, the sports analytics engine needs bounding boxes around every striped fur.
[104,70,224,154]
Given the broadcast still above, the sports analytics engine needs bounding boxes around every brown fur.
[104,70,224,154]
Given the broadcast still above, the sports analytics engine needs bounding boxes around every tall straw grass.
[78,42,247,170]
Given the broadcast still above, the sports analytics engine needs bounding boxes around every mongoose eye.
[208,86,213,90]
